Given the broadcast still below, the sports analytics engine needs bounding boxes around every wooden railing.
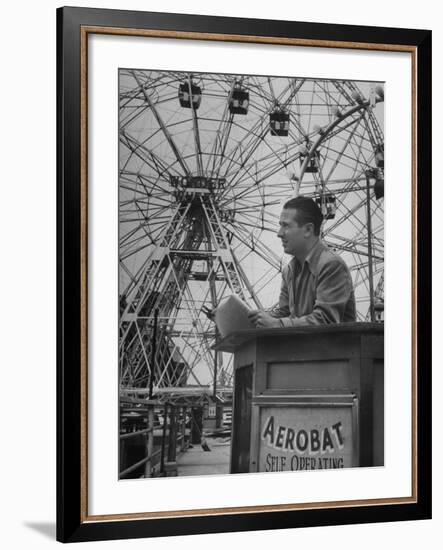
[119,397,190,479]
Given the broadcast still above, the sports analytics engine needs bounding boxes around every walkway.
[177,436,231,476]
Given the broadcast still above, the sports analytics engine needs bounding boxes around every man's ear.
[304,222,315,237]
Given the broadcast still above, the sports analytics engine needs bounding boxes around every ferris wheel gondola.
[119,70,384,390]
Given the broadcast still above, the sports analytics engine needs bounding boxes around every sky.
[119,71,384,386]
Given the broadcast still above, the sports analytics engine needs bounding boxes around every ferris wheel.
[118,70,384,391]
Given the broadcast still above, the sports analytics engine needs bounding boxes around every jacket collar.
[289,239,326,276]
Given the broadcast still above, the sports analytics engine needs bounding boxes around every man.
[248,196,356,328]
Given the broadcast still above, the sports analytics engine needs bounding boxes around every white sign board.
[258,404,356,472]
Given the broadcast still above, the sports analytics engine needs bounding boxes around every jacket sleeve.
[279,259,353,326]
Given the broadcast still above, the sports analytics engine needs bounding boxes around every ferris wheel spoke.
[322,116,365,183]
[119,260,138,289]
[120,205,160,247]
[118,70,384,391]
[119,85,142,107]
[120,101,151,129]
[332,81,355,105]
[325,237,383,262]
[187,79,205,177]
[229,216,275,235]
[205,80,236,176]
[321,129,372,172]
[218,94,282,176]
[119,179,171,204]
[120,241,154,262]
[121,171,173,199]
[120,196,171,217]
[324,194,369,237]
[233,207,277,231]
[346,125,374,174]
[222,161,294,204]
[248,77,275,104]
[229,146,293,189]
[120,206,171,240]
[120,139,170,189]
[227,222,282,271]
[119,222,150,248]
[317,80,343,110]
[119,183,154,201]
[120,132,181,187]
[253,264,282,297]
[220,124,268,179]
[130,70,191,176]
[120,230,154,258]
[319,145,368,178]
[210,114,234,178]
[221,82,302,180]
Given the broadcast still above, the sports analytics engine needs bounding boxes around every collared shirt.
[271,240,356,326]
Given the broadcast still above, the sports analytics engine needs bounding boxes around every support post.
[365,171,375,322]
[160,402,168,475]
[165,406,178,476]
[213,329,218,399]
[148,308,159,400]
[180,407,187,451]
[167,406,178,462]
[144,404,154,477]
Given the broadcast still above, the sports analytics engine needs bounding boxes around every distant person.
[248,196,356,328]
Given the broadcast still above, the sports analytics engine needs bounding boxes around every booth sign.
[257,401,358,472]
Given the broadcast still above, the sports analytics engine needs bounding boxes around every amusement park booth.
[215,323,384,474]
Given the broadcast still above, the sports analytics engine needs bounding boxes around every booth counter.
[215,323,384,474]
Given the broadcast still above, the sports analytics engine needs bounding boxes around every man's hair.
[283,196,323,236]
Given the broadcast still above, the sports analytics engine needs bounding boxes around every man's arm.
[279,260,353,326]
[248,269,290,328]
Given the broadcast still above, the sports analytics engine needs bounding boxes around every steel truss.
[119,70,384,391]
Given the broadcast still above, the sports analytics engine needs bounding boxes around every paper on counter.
[213,294,254,338]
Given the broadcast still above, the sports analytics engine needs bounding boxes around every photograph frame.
[56,6,431,543]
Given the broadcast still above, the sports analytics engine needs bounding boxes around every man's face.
[277,208,306,256]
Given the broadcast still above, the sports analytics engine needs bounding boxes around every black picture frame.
[57,6,432,543]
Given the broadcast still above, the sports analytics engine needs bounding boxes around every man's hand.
[248,310,280,328]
